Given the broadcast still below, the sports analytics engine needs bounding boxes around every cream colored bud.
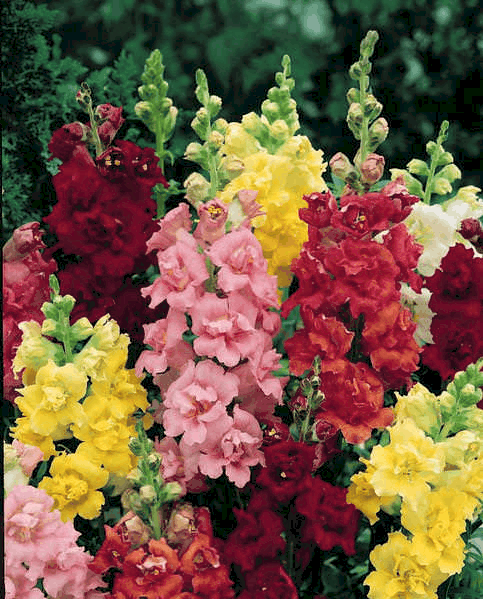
[184,172,210,206]
[41,319,57,336]
[407,159,430,177]
[134,101,151,118]
[270,119,289,140]
[196,107,209,121]
[184,142,202,161]
[241,112,261,133]
[433,177,452,195]
[213,118,228,134]
[139,485,157,504]
[220,155,244,178]
[208,130,224,149]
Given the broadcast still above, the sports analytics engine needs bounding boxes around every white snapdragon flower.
[404,202,458,277]
[400,284,435,346]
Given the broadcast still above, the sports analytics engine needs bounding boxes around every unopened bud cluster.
[331,31,388,192]
[124,421,182,537]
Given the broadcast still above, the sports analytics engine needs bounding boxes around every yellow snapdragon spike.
[393,383,441,436]
[219,132,327,289]
[12,321,64,376]
[365,531,447,599]
[39,451,109,521]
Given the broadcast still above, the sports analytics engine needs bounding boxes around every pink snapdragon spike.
[196,405,265,488]
[5,575,45,599]
[146,203,192,253]
[231,362,282,419]
[237,189,265,223]
[42,547,105,599]
[142,230,208,311]
[163,360,239,445]
[193,198,228,246]
[191,291,259,367]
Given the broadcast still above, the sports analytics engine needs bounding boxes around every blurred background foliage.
[2,0,482,242]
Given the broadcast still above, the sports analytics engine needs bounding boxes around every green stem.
[423,150,439,205]
[359,74,370,164]
[61,315,73,362]
[150,504,162,539]
[85,102,104,157]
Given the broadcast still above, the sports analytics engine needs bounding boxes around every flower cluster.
[90,503,234,599]
[347,360,483,599]
[11,279,150,520]
[5,485,106,598]
[225,437,360,595]
[216,58,328,289]
[44,99,168,339]
[3,222,57,403]
[422,243,483,380]
[136,203,287,490]
[281,179,422,443]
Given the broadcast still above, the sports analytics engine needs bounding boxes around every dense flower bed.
[3,31,483,599]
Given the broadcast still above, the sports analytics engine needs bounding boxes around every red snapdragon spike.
[259,418,290,446]
[48,122,87,161]
[380,176,420,219]
[89,526,131,574]
[96,103,125,146]
[295,477,360,555]
[225,509,285,572]
[256,440,316,503]
[238,562,298,599]
[299,191,338,229]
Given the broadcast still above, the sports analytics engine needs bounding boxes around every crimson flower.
[256,440,316,502]
[225,508,285,572]
[237,562,298,599]
[295,477,360,555]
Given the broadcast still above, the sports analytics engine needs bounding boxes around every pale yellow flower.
[394,383,441,436]
[12,321,63,376]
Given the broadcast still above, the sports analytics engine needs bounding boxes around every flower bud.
[459,218,483,253]
[184,172,210,207]
[207,130,224,149]
[242,112,262,135]
[220,155,244,179]
[128,438,143,457]
[437,151,454,166]
[139,485,157,505]
[134,101,151,119]
[347,103,363,127]
[407,159,430,177]
[122,489,142,512]
[432,176,452,195]
[368,117,389,148]
[41,318,57,336]
[346,88,360,104]
[329,152,357,182]
[349,61,362,80]
[360,153,385,184]
[270,119,290,141]
[163,482,183,501]
[261,100,279,119]
[184,142,203,161]
[165,106,178,134]
[147,452,161,470]
[207,95,222,117]
[437,163,461,183]
[213,118,228,134]
[460,383,482,407]
[166,503,196,546]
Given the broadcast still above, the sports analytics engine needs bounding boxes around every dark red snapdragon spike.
[459,217,483,254]
[237,562,298,599]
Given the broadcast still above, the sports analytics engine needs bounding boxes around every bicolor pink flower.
[163,360,238,445]
[146,203,192,253]
[197,406,265,488]
[142,230,208,310]
[193,198,228,245]
[208,229,278,305]
[5,574,44,599]
[191,292,259,366]
[135,309,191,377]
[246,338,288,403]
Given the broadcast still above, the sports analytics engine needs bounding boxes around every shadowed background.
[2,0,482,242]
